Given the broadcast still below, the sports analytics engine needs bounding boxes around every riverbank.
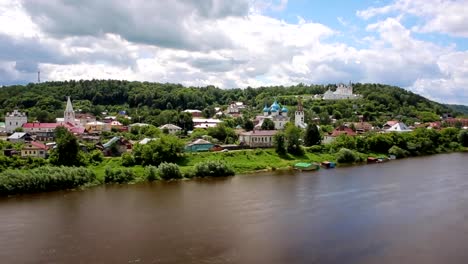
[1,147,467,196]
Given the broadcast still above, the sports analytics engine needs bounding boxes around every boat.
[321,161,336,169]
[294,162,320,171]
[367,157,378,164]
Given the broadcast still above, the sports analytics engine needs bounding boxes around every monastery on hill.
[322,83,361,100]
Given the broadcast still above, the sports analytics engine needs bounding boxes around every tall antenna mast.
[37,71,41,83]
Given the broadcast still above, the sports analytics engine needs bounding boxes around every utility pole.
[37,71,40,83]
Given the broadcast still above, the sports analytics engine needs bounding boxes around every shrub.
[336,148,358,164]
[307,145,323,153]
[459,130,468,147]
[194,160,235,177]
[104,167,135,183]
[0,166,96,196]
[89,150,104,164]
[145,165,159,181]
[157,162,182,180]
[388,145,408,159]
[121,153,135,167]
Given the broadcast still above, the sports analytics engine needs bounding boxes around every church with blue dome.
[255,97,307,130]
[255,100,290,130]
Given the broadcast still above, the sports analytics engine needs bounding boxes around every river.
[1,153,468,263]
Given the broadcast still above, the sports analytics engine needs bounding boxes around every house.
[138,138,156,145]
[5,109,28,133]
[183,109,203,117]
[347,122,373,133]
[159,124,182,134]
[129,123,150,131]
[444,118,468,127]
[383,120,399,130]
[185,139,215,152]
[21,141,48,158]
[227,102,246,115]
[7,132,33,143]
[75,113,97,126]
[192,118,222,129]
[385,122,412,133]
[239,130,278,148]
[85,121,111,133]
[97,136,132,156]
[323,126,356,144]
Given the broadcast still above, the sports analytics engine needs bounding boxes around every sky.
[0,0,467,104]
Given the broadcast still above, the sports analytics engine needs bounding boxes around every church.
[322,83,360,100]
[254,98,307,130]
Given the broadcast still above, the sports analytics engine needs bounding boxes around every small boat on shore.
[294,162,320,171]
[321,161,336,169]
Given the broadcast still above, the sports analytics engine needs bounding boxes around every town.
[1,82,467,165]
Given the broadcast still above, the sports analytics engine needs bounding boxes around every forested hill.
[0,80,462,125]
[445,104,468,115]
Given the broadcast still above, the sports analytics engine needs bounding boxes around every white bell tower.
[64,96,76,125]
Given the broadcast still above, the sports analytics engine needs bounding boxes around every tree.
[243,119,254,131]
[303,124,321,146]
[261,118,275,130]
[14,127,24,132]
[50,126,83,166]
[132,134,184,165]
[284,123,303,155]
[459,130,468,147]
[274,132,286,155]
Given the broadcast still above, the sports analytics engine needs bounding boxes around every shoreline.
[2,149,467,197]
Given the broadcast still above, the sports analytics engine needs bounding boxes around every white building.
[385,122,412,133]
[323,83,360,100]
[239,130,278,148]
[227,102,246,115]
[56,97,81,126]
[255,100,290,130]
[159,124,182,134]
[295,97,307,129]
[5,109,28,133]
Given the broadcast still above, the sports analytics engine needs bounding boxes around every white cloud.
[358,0,468,37]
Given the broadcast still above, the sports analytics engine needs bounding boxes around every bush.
[336,148,358,164]
[104,167,135,183]
[388,145,408,159]
[145,165,159,181]
[121,153,135,167]
[194,160,235,177]
[0,166,96,196]
[157,162,182,180]
[459,130,468,147]
[89,150,104,164]
[307,145,324,153]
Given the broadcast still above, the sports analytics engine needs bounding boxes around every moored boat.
[294,162,320,171]
[321,161,336,169]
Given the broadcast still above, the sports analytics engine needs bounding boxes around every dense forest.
[0,80,464,127]
[445,104,468,115]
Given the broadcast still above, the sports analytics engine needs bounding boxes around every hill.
[0,80,458,126]
[445,104,468,115]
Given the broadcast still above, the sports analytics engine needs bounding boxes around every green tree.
[132,134,184,165]
[303,124,321,146]
[49,127,83,166]
[261,118,275,130]
[284,123,303,155]
[459,130,468,147]
[243,119,254,131]
[273,132,286,155]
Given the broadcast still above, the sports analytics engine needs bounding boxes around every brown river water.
[1,153,468,264]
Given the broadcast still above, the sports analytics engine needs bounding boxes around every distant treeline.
[0,80,461,125]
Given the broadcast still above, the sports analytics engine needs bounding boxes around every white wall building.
[323,83,361,100]
[5,110,28,133]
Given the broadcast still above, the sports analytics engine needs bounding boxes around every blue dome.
[281,107,288,112]
[271,101,280,110]
[263,105,269,112]
[270,108,278,112]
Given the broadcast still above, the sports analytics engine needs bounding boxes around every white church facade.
[322,83,361,100]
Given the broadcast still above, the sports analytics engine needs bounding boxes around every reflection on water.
[1,153,468,263]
